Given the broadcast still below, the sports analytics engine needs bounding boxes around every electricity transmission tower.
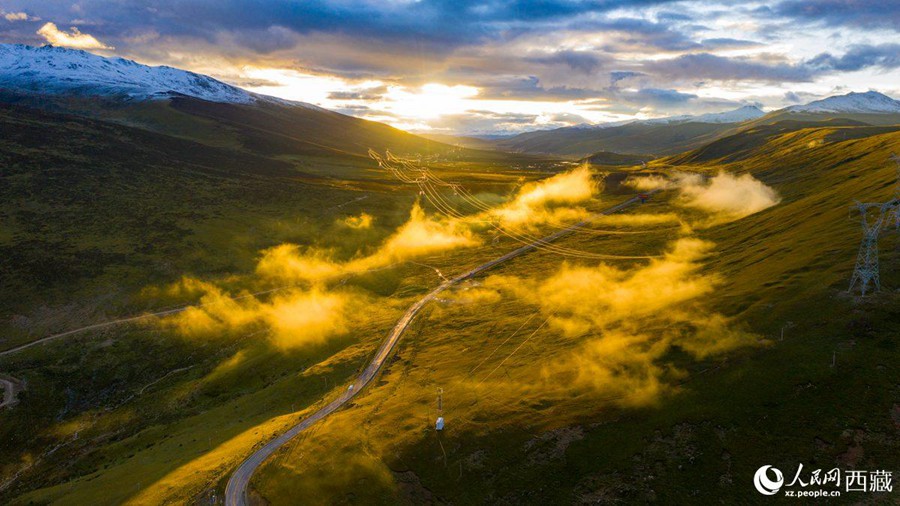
[848,155,900,295]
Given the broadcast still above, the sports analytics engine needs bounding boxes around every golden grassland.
[247,126,900,504]
[2,113,900,504]
[0,104,589,504]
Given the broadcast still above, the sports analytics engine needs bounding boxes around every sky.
[2,1,900,135]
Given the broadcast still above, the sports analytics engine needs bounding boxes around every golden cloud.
[37,22,113,50]
[626,171,779,224]
[165,201,479,347]
[165,278,355,349]
[472,238,759,406]
[256,244,343,284]
[341,213,374,229]
[485,164,599,229]
[376,202,480,260]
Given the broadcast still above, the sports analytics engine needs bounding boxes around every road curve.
[0,308,188,358]
[0,287,294,358]
[0,374,24,409]
[224,194,649,506]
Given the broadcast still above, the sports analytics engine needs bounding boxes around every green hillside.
[493,121,734,158]
[1,99,899,505]
[244,124,900,504]
[0,91,510,161]
[0,100,566,504]
[581,150,652,167]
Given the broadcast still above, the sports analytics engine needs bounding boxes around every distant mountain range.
[0,43,463,160]
[488,91,900,158]
[2,43,900,160]
[571,105,766,130]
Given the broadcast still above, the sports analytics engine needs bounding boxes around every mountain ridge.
[785,90,900,114]
[0,44,322,110]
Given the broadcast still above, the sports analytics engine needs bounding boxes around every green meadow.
[1,100,898,506]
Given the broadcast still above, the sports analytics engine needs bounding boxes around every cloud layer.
[162,164,608,347]
[628,171,780,224]
[3,1,900,133]
[470,237,759,406]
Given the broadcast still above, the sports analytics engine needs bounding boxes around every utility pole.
[435,388,444,431]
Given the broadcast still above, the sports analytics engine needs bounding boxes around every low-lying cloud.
[166,278,356,349]
[162,165,606,348]
[257,202,479,285]
[484,164,599,230]
[627,171,779,223]
[468,238,759,406]
[678,172,780,220]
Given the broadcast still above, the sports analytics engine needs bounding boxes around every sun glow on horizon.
[240,66,634,134]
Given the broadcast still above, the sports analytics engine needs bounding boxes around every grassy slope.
[249,125,900,504]
[0,102,416,502]
[581,150,653,167]
[494,121,733,158]
[0,103,394,348]
[0,102,571,503]
[493,109,900,160]
[0,92,530,164]
[3,98,898,504]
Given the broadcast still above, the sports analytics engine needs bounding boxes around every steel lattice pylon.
[848,202,888,295]
[848,154,900,296]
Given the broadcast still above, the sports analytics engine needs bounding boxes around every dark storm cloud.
[5,0,680,51]
[327,88,388,101]
[473,76,599,101]
[774,0,900,31]
[575,17,702,51]
[807,44,900,72]
[631,88,698,104]
[435,110,543,134]
[524,50,608,74]
[700,38,762,49]
[646,53,816,83]
[233,26,298,54]
[610,71,643,83]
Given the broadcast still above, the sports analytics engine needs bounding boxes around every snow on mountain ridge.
[0,43,322,109]
[785,91,900,114]
[692,105,766,123]
[582,105,765,129]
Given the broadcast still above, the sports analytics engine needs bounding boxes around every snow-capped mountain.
[0,44,311,107]
[692,105,766,123]
[640,105,765,125]
[785,91,900,114]
[581,105,765,129]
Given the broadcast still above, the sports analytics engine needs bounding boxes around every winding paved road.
[0,287,293,358]
[225,194,650,506]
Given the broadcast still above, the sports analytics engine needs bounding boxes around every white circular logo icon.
[754,465,784,495]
